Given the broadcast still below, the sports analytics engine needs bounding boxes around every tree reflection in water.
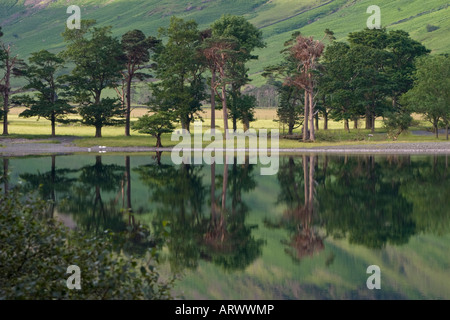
[202,157,264,272]
[266,155,325,263]
[19,155,77,218]
[135,155,265,273]
[9,153,450,269]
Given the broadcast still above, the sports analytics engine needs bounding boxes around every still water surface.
[2,153,449,299]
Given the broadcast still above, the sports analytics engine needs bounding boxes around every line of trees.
[0,16,265,140]
[264,27,449,141]
[1,21,449,142]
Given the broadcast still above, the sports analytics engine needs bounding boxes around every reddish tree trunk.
[222,85,229,139]
[303,91,309,142]
[309,90,315,142]
[211,70,216,133]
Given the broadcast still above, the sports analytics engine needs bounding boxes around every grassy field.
[4,107,448,149]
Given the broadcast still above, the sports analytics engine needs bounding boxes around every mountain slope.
[1,0,449,85]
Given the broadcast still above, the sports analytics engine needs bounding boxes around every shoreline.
[1,138,450,156]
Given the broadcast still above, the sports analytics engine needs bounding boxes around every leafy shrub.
[383,111,413,141]
[0,189,174,300]
[316,131,338,142]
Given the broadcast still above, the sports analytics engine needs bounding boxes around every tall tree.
[152,16,205,132]
[120,30,160,136]
[403,55,450,139]
[348,28,393,132]
[263,32,304,135]
[62,20,125,137]
[15,50,75,137]
[0,42,26,135]
[202,36,241,138]
[320,42,361,132]
[285,35,324,142]
[211,15,265,131]
[199,29,218,132]
[385,30,429,110]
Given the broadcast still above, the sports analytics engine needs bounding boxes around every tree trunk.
[354,119,358,129]
[185,117,191,133]
[95,126,102,138]
[2,101,8,136]
[309,91,315,142]
[344,119,349,133]
[231,83,238,132]
[371,113,375,134]
[211,70,216,133]
[288,122,294,135]
[222,85,229,139]
[243,119,249,132]
[365,108,372,130]
[156,134,163,148]
[315,113,319,131]
[125,77,132,136]
[2,52,10,136]
[323,111,328,130]
[303,91,309,142]
[51,113,56,137]
[435,120,439,139]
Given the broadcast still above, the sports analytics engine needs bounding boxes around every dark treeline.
[1,20,449,142]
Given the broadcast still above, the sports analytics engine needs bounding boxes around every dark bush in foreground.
[0,189,174,300]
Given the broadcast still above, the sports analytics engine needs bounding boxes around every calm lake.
[2,153,450,299]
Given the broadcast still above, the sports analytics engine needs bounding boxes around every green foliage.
[120,29,160,136]
[403,55,450,138]
[62,20,126,137]
[0,188,174,300]
[320,41,359,128]
[383,111,413,141]
[1,0,449,89]
[132,113,175,147]
[320,28,428,133]
[152,16,205,131]
[263,32,304,135]
[15,50,75,136]
[78,98,124,130]
[211,14,265,130]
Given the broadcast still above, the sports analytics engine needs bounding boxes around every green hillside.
[1,0,449,86]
